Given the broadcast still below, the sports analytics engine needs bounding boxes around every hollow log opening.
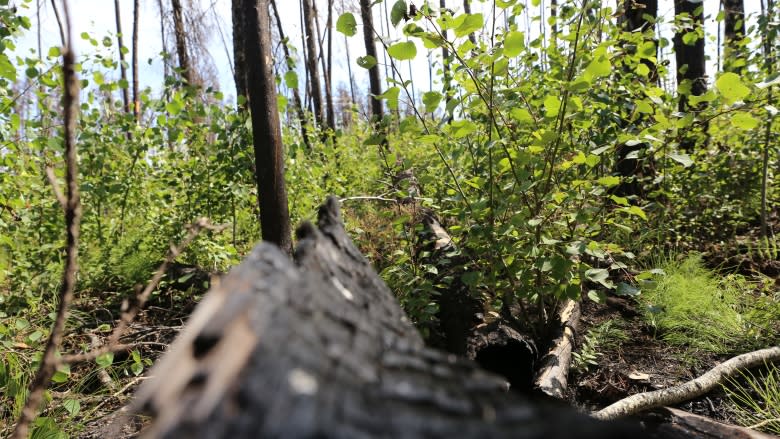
[474,340,536,393]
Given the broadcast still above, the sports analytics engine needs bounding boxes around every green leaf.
[47,46,61,57]
[422,91,442,112]
[503,31,524,58]
[624,205,647,220]
[379,86,400,110]
[731,112,758,130]
[616,282,640,297]
[596,176,620,187]
[26,330,43,342]
[165,98,183,115]
[63,399,81,417]
[284,70,298,89]
[390,0,407,27]
[584,51,611,79]
[0,55,17,81]
[668,153,693,167]
[387,41,416,60]
[454,13,483,38]
[336,12,357,36]
[544,95,561,117]
[510,107,533,123]
[357,55,377,69]
[52,364,70,383]
[96,352,114,368]
[715,72,750,104]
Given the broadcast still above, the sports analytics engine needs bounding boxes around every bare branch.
[12,1,80,434]
[593,346,780,421]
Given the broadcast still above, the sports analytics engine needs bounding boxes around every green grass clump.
[725,364,780,435]
[641,254,748,354]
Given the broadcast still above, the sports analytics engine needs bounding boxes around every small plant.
[572,319,628,373]
[724,364,780,435]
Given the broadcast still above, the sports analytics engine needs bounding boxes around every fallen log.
[533,299,580,399]
[640,407,777,439]
[130,197,648,438]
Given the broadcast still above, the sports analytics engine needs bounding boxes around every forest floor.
[67,218,779,438]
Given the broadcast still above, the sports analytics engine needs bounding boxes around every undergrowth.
[724,364,780,435]
[641,254,779,354]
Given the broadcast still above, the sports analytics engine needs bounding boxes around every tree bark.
[302,0,325,127]
[324,0,336,130]
[231,0,248,105]
[114,0,131,114]
[269,0,312,149]
[722,0,745,74]
[130,197,647,439]
[240,0,293,254]
[673,0,706,112]
[171,0,193,84]
[132,0,140,121]
[359,0,383,122]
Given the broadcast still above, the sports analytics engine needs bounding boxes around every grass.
[640,254,776,354]
[724,364,780,435]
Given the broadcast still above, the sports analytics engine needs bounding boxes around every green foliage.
[572,319,628,373]
[640,255,778,353]
[725,364,780,435]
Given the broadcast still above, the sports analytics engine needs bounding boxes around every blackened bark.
[242,0,293,254]
[440,0,451,113]
[132,0,140,121]
[324,0,336,130]
[114,0,131,114]
[269,0,312,149]
[171,0,193,84]
[673,0,706,112]
[722,0,745,73]
[673,0,707,151]
[359,0,383,122]
[131,197,648,439]
[462,0,477,46]
[302,0,325,126]
[615,0,658,197]
[232,0,249,105]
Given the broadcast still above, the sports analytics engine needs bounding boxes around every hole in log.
[192,333,220,358]
[474,340,536,393]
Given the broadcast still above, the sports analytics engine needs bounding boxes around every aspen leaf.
[387,41,417,60]
[716,72,750,104]
[504,31,525,58]
[731,112,758,130]
[336,13,357,36]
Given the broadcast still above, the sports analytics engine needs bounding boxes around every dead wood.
[533,299,579,399]
[129,196,648,438]
[593,346,780,421]
[640,407,777,439]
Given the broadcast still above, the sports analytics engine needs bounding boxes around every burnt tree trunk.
[269,0,312,149]
[132,0,140,121]
[302,0,325,127]
[359,0,383,122]
[674,0,707,103]
[240,0,293,254]
[131,197,648,438]
[231,0,248,105]
[171,0,193,84]
[113,0,131,115]
[722,0,745,73]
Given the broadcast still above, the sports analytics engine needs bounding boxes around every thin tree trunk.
[240,0,293,254]
[313,0,335,130]
[232,0,249,104]
[114,0,131,114]
[132,0,140,121]
[325,0,336,129]
[722,0,745,74]
[342,0,355,104]
[759,0,774,238]
[359,0,383,121]
[158,0,171,79]
[440,0,451,114]
[673,0,707,151]
[171,0,193,84]
[49,0,66,46]
[270,0,312,149]
[302,0,325,126]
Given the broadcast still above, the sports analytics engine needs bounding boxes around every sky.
[10,0,768,108]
